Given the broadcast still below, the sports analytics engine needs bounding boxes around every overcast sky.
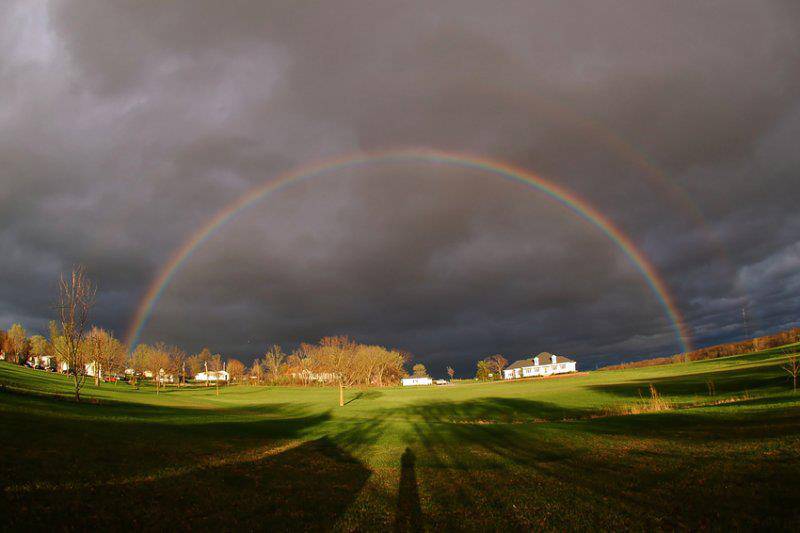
[1,1,799,373]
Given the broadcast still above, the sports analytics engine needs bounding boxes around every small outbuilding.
[402,377,433,386]
[195,370,230,383]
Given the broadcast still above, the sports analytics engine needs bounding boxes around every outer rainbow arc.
[125,148,692,354]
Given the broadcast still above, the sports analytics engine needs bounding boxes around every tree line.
[603,327,800,371]
[0,266,419,404]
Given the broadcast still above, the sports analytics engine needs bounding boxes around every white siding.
[402,377,433,386]
[503,361,576,380]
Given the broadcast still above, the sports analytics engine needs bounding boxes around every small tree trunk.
[339,381,344,407]
[73,373,81,402]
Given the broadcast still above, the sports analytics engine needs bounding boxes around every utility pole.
[742,306,750,340]
[742,305,757,351]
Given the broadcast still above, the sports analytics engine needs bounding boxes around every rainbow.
[125,148,692,353]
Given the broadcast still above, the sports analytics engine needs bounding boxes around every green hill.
[1,345,799,530]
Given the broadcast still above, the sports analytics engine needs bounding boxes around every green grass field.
[2,345,799,531]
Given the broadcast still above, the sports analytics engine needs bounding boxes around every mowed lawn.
[1,346,799,531]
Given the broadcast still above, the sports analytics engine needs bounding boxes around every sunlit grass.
[1,346,799,529]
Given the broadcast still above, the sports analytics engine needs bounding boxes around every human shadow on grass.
[4,437,371,532]
[394,448,423,532]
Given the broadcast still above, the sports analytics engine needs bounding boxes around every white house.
[28,355,57,370]
[40,355,57,370]
[503,352,576,380]
[290,370,337,383]
[402,377,433,386]
[85,361,103,378]
[195,370,229,382]
[158,369,176,383]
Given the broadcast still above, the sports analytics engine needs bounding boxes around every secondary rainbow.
[125,148,692,353]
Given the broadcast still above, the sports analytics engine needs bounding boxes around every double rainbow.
[125,148,692,353]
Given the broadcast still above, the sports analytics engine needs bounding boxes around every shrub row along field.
[1,344,799,530]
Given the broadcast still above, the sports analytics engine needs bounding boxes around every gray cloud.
[1,1,799,373]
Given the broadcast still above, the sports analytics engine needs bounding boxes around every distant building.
[195,370,229,383]
[85,361,103,378]
[28,355,57,370]
[402,377,433,386]
[503,353,576,380]
[290,370,336,383]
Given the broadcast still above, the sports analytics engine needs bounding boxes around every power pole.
[742,305,757,351]
[742,306,750,340]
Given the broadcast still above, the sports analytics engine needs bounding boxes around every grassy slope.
[1,345,799,531]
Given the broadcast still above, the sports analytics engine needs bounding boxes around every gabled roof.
[506,352,575,370]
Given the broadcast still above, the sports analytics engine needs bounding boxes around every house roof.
[506,352,575,370]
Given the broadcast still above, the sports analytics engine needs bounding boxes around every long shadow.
[401,396,594,425]
[4,437,371,531]
[0,386,325,431]
[344,389,383,405]
[0,391,333,503]
[393,395,800,530]
[394,448,423,532]
[589,361,788,400]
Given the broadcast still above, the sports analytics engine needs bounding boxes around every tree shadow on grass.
[588,363,787,401]
[4,437,371,531]
[397,396,800,530]
[345,389,383,405]
[0,393,334,507]
[401,396,595,425]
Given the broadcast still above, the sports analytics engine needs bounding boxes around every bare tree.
[152,344,172,394]
[783,353,799,393]
[249,359,264,385]
[29,335,49,366]
[5,323,28,365]
[264,345,285,385]
[227,359,245,383]
[316,336,359,407]
[168,345,187,386]
[52,266,96,401]
[209,353,224,395]
[447,366,455,381]
[487,355,508,378]
[84,327,124,386]
[287,349,313,386]
[187,348,211,384]
[129,344,151,389]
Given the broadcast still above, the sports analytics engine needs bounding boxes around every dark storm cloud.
[1,0,799,372]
